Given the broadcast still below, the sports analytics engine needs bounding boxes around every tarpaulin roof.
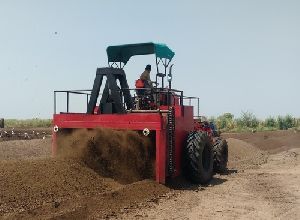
[106,42,175,64]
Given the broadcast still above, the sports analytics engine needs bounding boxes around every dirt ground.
[0,128,52,141]
[0,130,299,219]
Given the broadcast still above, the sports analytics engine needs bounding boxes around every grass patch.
[4,119,52,128]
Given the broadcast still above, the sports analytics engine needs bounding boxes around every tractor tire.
[184,131,214,184]
[213,138,228,173]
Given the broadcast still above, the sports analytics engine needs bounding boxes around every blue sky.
[0,0,299,119]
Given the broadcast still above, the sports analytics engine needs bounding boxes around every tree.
[216,113,234,130]
[239,111,259,128]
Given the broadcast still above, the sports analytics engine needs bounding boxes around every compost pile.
[0,128,166,219]
[56,128,155,184]
[226,138,267,170]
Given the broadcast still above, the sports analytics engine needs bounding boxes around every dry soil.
[0,130,299,219]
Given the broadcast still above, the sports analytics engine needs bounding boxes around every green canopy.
[106,42,175,64]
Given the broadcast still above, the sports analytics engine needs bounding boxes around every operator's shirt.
[140,70,151,81]
[140,70,153,88]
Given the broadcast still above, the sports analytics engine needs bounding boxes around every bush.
[284,115,295,128]
[216,113,234,130]
[296,118,300,128]
[277,115,296,130]
[265,117,276,128]
[238,111,259,128]
[277,116,285,130]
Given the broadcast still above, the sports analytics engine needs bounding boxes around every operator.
[139,64,158,105]
[140,64,154,89]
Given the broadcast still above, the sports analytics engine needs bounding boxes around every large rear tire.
[213,138,228,173]
[184,131,214,184]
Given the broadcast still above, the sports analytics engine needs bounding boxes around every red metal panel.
[52,112,168,184]
[173,106,194,177]
[155,129,166,184]
[53,113,162,130]
[52,105,196,184]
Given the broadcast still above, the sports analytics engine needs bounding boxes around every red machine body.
[52,42,216,184]
[53,103,195,184]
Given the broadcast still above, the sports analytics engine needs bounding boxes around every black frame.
[108,54,173,90]
[183,96,200,118]
[54,89,92,114]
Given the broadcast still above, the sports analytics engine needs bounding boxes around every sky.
[0,0,299,119]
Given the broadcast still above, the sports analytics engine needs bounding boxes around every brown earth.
[0,158,121,216]
[0,128,51,141]
[0,128,164,220]
[222,129,300,153]
[121,131,300,219]
[0,130,299,219]
[0,139,51,160]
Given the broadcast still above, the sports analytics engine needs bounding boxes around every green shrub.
[276,115,295,130]
[265,117,276,127]
[296,118,300,128]
[238,111,259,128]
[277,116,285,130]
[284,115,295,128]
[216,113,234,130]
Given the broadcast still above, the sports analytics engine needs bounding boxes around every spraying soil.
[56,128,155,184]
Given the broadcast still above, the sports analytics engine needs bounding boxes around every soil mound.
[0,128,164,219]
[0,158,121,216]
[7,179,170,220]
[263,148,300,168]
[226,138,267,170]
[56,128,155,184]
[223,130,300,153]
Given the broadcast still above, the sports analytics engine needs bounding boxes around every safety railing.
[182,96,200,118]
[54,90,92,114]
[53,88,199,114]
[120,87,184,108]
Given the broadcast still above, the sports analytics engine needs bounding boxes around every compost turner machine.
[52,42,228,184]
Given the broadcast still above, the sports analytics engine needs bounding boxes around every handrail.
[53,88,199,115]
[182,96,200,118]
[54,90,94,114]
